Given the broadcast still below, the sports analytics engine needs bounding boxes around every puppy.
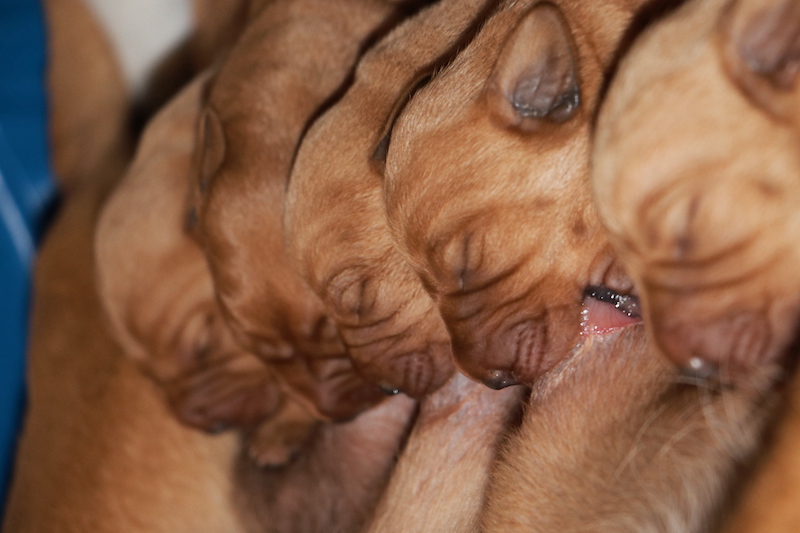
[96,75,331,465]
[3,127,415,533]
[382,0,645,388]
[2,110,246,533]
[592,0,800,528]
[190,0,424,408]
[592,0,800,381]
[284,0,495,397]
[480,290,779,532]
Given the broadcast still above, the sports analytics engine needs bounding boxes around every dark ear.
[728,0,800,90]
[485,2,581,131]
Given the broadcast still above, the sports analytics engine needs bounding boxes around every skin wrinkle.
[285,0,495,396]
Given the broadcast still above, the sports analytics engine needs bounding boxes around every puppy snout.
[655,309,773,380]
[450,308,577,387]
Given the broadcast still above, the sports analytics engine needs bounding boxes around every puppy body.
[2,116,245,533]
[44,0,132,192]
[481,314,776,532]
[284,0,494,397]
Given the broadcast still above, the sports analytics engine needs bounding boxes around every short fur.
[189,0,422,415]
[383,0,644,387]
[284,0,494,398]
[592,0,800,379]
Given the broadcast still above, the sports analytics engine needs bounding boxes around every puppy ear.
[196,107,226,192]
[728,0,800,90]
[485,2,581,131]
[723,0,800,117]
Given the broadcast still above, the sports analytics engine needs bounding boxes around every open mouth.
[581,285,642,336]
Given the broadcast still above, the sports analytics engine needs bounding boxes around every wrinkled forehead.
[595,0,780,171]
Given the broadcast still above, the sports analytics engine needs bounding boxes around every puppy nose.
[481,369,518,390]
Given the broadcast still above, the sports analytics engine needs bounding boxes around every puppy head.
[96,77,283,432]
[384,1,636,387]
[188,12,351,366]
[593,0,800,379]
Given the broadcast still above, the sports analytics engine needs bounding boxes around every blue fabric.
[0,0,56,516]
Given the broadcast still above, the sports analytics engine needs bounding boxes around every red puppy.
[284,0,494,397]
[382,0,645,387]
[190,0,422,409]
[593,0,800,381]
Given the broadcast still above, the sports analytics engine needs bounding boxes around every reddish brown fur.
[284,0,494,398]
[43,0,132,193]
[383,0,643,388]
[189,0,418,416]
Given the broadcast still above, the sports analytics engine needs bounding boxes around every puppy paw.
[246,400,319,468]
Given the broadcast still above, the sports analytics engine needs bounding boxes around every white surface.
[82,0,194,97]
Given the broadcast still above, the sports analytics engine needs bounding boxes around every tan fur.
[383,0,642,388]
[592,0,800,378]
[481,321,777,532]
[284,0,493,398]
[592,0,800,528]
[364,374,520,533]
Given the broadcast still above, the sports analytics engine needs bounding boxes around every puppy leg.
[364,374,521,533]
[234,395,416,533]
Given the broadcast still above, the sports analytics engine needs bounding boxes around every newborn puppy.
[191,0,420,405]
[284,0,494,397]
[592,0,800,380]
[2,101,246,533]
[96,76,290,449]
[480,288,778,532]
[382,0,644,388]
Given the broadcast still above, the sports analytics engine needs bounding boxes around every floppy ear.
[723,0,800,116]
[485,2,581,131]
[196,107,226,192]
[729,0,800,89]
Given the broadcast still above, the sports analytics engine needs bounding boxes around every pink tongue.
[581,296,641,336]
